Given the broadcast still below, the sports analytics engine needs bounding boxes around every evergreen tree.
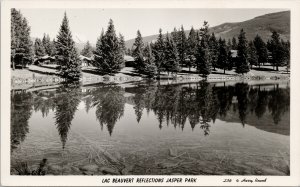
[118,33,126,55]
[236,29,250,74]
[248,41,258,69]
[55,12,81,80]
[11,9,34,69]
[153,28,166,77]
[93,20,124,74]
[227,50,234,71]
[144,44,157,78]
[171,27,180,47]
[268,31,285,71]
[177,25,188,67]
[227,39,232,51]
[93,29,105,68]
[42,34,52,56]
[282,40,290,73]
[217,38,228,74]
[186,27,198,72]
[81,41,93,57]
[253,34,268,67]
[195,21,211,77]
[132,30,145,72]
[34,38,46,57]
[50,39,57,56]
[232,37,237,50]
[208,32,219,70]
[164,33,180,75]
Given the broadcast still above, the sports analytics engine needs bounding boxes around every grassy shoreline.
[11,65,290,90]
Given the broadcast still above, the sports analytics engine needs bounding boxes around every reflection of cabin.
[79,55,92,67]
[124,55,135,67]
[34,55,56,65]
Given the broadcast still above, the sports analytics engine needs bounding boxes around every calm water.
[11,81,290,175]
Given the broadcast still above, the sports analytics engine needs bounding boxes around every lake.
[10,80,290,175]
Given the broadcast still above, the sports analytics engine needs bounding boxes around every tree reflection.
[54,83,81,149]
[91,85,125,136]
[268,85,290,124]
[11,90,33,151]
[129,81,289,134]
[32,91,56,117]
[235,83,249,126]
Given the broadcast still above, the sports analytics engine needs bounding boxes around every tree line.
[130,23,290,78]
[11,9,290,81]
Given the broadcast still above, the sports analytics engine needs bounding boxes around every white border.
[1,0,300,186]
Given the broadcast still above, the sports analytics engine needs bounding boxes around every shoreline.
[11,73,290,91]
[10,65,290,90]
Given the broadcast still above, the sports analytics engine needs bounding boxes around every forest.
[11,9,290,81]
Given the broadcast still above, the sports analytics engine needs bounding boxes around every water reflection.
[91,85,125,135]
[11,90,32,151]
[54,83,81,149]
[11,81,290,151]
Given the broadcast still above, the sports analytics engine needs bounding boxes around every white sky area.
[20,9,287,44]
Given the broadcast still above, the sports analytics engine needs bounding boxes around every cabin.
[124,55,135,67]
[79,55,93,67]
[34,55,56,65]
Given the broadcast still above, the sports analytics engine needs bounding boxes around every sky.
[19,9,287,44]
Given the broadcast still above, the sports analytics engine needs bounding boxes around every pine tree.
[81,41,93,57]
[19,17,34,68]
[248,41,258,69]
[153,28,166,77]
[268,31,285,71]
[171,27,180,47]
[208,32,219,70]
[50,39,57,56]
[132,30,145,72]
[11,9,34,69]
[236,29,250,74]
[232,37,237,50]
[93,20,124,74]
[164,33,180,75]
[144,44,157,78]
[282,40,290,73]
[55,12,81,80]
[11,9,22,69]
[93,29,105,69]
[186,27,197,72]
[195,21,211,77]
[118,33,126,55]
[227,50,234,71]
[177,25,187,67]
[217,38,228,74]
[42,34,52,56]
[34,38,46,57]
[253,34,268,67]
[227,39,232,51]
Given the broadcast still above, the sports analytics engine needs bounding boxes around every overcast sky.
[20,9,287,44]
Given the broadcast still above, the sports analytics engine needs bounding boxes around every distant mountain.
[125,11,290,48]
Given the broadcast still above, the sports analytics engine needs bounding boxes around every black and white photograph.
[1,0,300,186]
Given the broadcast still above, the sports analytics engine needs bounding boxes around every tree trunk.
[12,58,15,70]
[189,66,191,72]
[224,69,225,74]
[276,63,279,71]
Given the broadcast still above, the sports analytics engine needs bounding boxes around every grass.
[11,65,289,86]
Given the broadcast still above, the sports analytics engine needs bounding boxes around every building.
[79,55,93,67]
[34,55,56,65]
